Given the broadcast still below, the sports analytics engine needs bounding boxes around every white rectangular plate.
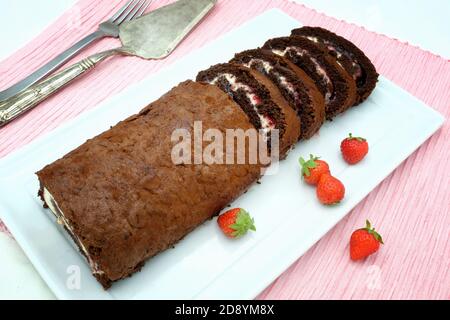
[0,9,444,299]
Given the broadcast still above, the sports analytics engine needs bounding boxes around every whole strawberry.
[316,174,345,205]
[217,208,256,238]
[299,154,330,185]
[350,220,383,261]
[341,133,369,164]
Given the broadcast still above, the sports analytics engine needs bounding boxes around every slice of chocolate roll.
[231,49,325,139]
[291,26,378,104]
[263,36,357,120]
[196,63,300,157]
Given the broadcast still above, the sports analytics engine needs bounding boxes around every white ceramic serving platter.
[0,9,444,299]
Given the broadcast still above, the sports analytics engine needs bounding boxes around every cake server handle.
[0,48,124,127]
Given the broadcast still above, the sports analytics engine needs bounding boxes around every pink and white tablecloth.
[0,0,449,299]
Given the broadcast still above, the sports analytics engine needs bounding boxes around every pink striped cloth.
[0,0,449,299]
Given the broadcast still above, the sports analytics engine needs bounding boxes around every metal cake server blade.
[0,0,217,127]
[121,0,216,59]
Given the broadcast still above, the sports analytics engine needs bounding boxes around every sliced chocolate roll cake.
[291,27,378,105]
[230,49,325,139]
[263,36,357,120]
[37,81,264,288]
[196,63,300,157]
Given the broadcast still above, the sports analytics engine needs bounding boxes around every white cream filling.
[272,47,332,102]
[306,36,318,43]
[278,75,296,96]
[43,188,104,275]
[271,48,287,57]
[209,73,275,134]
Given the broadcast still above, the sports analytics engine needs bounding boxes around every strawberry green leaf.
[299,154,319,177]
[230,209,256,238]
[364,219,384,244]
[373,232,384,244]
[303,165,310,177]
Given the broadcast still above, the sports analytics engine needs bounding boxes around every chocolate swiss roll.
[263,36,357,120]
[35,25,379,290]
[196,63,300,156]
[37,81,264,288]
[291,27,378,105]
[231,49,325,139]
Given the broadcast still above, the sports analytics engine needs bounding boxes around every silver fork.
[0,0,151,101]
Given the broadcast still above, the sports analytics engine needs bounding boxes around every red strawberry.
[217,208,256,238]
[316,174,345,205]
[341,133,369,164]
[350,220,384,261]
[299,154,330,185]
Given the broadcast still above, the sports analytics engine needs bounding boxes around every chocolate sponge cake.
[263,36,357,120]
[37,81,263,288]
[231,49,325,139]
[291,27,378,104]
[196,63,300,156]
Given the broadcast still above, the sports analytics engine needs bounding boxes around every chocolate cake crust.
[36,81,263,288]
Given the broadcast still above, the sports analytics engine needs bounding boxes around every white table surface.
[0,0,449,300]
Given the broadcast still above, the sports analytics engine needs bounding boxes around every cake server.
[0,0,152,102]
[0,0,217,127]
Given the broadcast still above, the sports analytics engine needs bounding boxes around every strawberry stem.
[364,219,384,244]
[348,133,366,142]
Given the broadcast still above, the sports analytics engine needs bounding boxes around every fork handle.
[0,30,106,101]
[0,48,121,127]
